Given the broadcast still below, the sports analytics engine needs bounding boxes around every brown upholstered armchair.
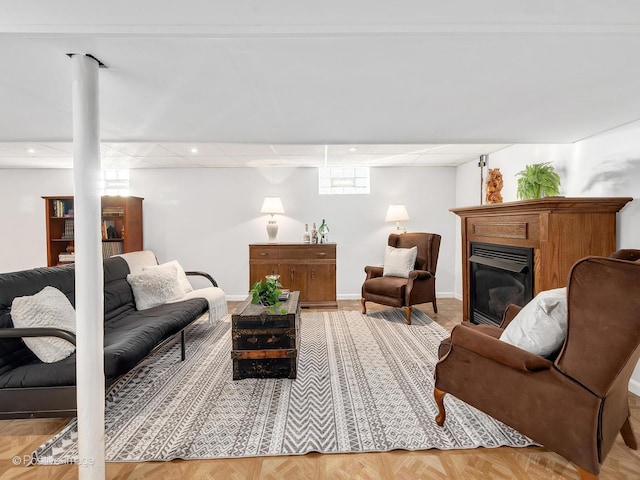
[361,232,441,325]
[434,251,640,479]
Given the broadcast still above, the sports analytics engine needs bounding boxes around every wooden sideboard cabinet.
[249,243,337,308]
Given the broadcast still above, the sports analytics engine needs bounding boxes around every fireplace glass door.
[470,242,534,326]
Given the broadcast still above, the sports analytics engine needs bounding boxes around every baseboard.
[226,295,249,301]
[337,294,361,300]
[338,292,457,300]
[453,292,463,301]
[629,378,640,396]
[229,293,460,302]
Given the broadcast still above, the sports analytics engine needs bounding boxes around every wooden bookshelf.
[43,196,144,267]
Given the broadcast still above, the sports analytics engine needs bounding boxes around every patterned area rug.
[34,310,534,463]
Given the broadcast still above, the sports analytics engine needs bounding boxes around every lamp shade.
[260,197,284,215]
[385,204,410,222]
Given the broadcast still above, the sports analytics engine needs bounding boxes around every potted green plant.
[516,162,561,200]
[249,276,286,314]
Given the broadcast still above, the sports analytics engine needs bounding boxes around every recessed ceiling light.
[348,147,358,152]
[27,148,36,154]
[190,147,198,154]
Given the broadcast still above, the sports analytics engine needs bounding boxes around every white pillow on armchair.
[500,287,567,358]
[383,246,418,278]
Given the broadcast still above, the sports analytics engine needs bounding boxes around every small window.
[318,167,370,195]
[101,169,130,196]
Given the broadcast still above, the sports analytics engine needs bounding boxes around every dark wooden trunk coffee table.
[231,291,301,380]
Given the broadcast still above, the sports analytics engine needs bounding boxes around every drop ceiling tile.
[190,156,239,167]
[0,156,72,168]
[135,156,199,167]
[366,153,421,165]
[41,143,74,155]
[0,143,72,157]
[216,144,277,156]
[277,156,324,166]
[271,145,326,155]
[160,143,227,157]
[103,143,173,157]
[327,145,368,156]
[372,144,436,155]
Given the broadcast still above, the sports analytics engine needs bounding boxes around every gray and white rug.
[34,310,534,463]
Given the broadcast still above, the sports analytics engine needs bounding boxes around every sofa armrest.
[407,269,433,282]
[500,304,522,329]
[448,324,552,372]
[185,271,218,287]
[364,266,383,280]
[0,327,76,346]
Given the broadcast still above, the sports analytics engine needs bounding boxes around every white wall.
[0,169,74,272]
[1,166,457,300]
[454,120,640,394]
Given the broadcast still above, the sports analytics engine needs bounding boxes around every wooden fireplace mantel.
[451,197,633,321]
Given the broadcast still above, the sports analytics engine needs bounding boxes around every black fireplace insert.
[470,242,534,326]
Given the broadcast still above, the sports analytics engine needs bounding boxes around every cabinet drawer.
[278,245,336,260]
[468,214,540,246]
[249,246,280,260]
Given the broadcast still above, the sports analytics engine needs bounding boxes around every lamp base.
[396,222,407,234]
[266,220,278,243]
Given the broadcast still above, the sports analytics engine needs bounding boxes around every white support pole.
[71,53,105,480]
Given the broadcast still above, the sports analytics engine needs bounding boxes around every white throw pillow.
[382,245,418,278]
[143,260,193,294]
[11,286,76,363]
[500,287,567,358]
[127,265,185,310]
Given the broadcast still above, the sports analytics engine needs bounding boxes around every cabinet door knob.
[311,269,315,280]
[291,269,295,282]
[259,252,268,256]
[317,252,326,256]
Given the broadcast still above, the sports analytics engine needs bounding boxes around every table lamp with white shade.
[261,197,285,242]
[385,204,410,233]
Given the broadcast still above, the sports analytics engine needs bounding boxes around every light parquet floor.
[1,298,639,479]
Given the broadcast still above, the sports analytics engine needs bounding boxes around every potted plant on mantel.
[516,162,562,200]
[249,276,287,314]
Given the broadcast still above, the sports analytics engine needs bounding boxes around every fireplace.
[470,242,534,326]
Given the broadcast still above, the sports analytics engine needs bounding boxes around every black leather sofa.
[0,255,215,419]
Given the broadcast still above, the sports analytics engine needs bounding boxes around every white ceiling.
[0,142,511,168]
[1,1,639,168]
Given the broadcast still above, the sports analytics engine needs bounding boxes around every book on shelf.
[52,199,72,218]
[101,241,124,259]
[102,207,124,216]
[58,252,75,262]
[62,219,74,239]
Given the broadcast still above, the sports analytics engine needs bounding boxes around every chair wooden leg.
[403,306,412,325]
[434,388,447,426]
[361,298,367,314]
[576,466,598,480]
[432,299,438,314]
[621,417,638,449]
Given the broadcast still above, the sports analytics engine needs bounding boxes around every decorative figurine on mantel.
[485,168,504,204]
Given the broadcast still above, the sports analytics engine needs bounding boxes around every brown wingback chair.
[361,232,441,325]
[434,251,640,479]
